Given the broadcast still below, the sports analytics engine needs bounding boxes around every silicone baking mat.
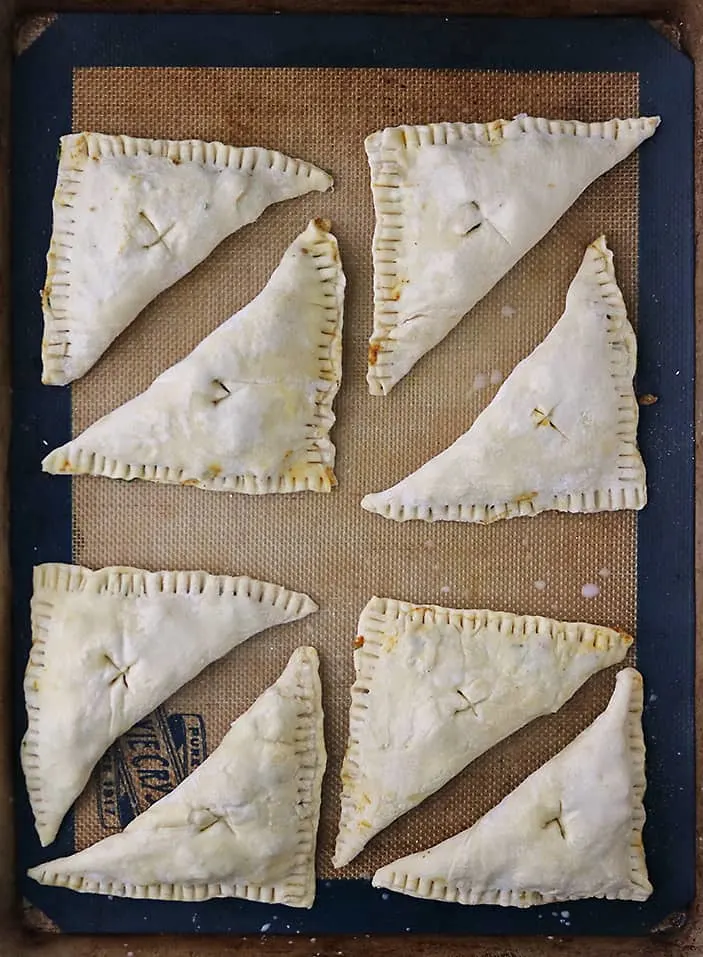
[11,14,694,937]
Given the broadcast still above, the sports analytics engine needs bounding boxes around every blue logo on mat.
[97,709,207,829]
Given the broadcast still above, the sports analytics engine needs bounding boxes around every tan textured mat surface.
[70,67,638,878]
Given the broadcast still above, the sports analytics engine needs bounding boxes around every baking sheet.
[11,14,695,937]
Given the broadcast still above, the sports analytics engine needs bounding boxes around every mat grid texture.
[70,67,638,877]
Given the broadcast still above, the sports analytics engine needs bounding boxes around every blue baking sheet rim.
[10,13,695,937]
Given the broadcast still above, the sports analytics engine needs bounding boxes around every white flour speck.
[581,582,600,599]
[260,923,271,933]
[561,910,570,918]
[440,585,451,594]
[598,567,611,578]
[501,305,516,318]
[472,372,489,390]
[533,580,547,591]
[649,692,658,703]
[381,893,389,901]
[41,439,48,446]
[489,369,503,385]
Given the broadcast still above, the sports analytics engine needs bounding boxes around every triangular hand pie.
[372,668,651,907]
[366,115,659,394]
[362,237,645,523]
[28,646,326,908]
[43,218,345,493]
[22,563,317,847]
[42,133,333,384]
[333,597,631,867]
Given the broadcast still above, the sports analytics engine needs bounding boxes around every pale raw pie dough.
[22,563,317,847]
[28,646,326,908]
[42,132,333,384]
[373,668,652,907]
[362,236,646,523]
[334,597,632,867]
[42,218,345,493]
[366,115,659,394]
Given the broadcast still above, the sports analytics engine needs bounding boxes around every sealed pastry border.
[32,561,319,609]
[9,11,695,940]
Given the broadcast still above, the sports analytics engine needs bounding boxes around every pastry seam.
[31,562,316,611]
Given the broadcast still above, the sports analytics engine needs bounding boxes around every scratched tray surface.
[10,14,694,937]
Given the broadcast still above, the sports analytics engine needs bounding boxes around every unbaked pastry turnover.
[366,115,659,394]
[333,597,632,867]
[22,563,317,847]
[42,219,344,493]
[362,237,646,523]
[42,133,333,384]
[28,646,326,907]
[372,668,651,907]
